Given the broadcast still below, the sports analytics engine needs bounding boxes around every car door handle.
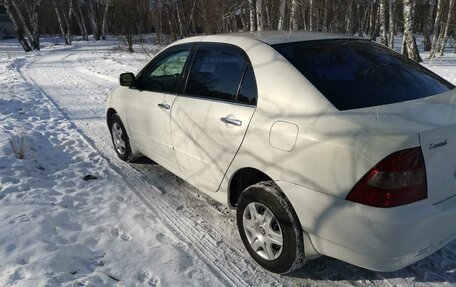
[158,103,171,110]
[220,117,242,126]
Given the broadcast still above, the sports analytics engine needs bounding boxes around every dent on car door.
[171,43,258,192]
[126,45,192,170]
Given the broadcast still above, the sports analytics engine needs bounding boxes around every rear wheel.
[237,181,305,274]
[109,114,133,162]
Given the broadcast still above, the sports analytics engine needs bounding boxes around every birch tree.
[2,0,31,51]
[388,0,396,48]
[53,0,69,44]
[277,0,286,30]
[74,0,88,40]
[290,0,299,31]
[101,0,112,40]
[402,0,422,62]
[7,0,42,50]
[249,0,255,31]
[437,0,455,56]
[429,0,443,58]
[309,0,314,31]
[379,0,388,45]
[422,0,435,51]
[88,0,101,40]
[256,0,263,31]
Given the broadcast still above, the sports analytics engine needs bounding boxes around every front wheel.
[109,114,133,162]
[237,181,305,274]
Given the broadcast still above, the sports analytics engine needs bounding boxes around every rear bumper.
[277,181,456,271]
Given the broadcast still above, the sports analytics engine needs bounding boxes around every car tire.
[237,181,305,274]
[109,114,133,162]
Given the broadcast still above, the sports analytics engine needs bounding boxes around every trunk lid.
[347,88,456,204]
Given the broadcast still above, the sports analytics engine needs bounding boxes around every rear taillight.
[346,147,427,208]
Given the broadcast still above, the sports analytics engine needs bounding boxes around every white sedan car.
[106,31,456,274]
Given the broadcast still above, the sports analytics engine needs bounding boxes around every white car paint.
[107,32,456,272]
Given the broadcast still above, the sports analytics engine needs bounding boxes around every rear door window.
[185,45,247,102]
[272,39,454,110]
[237,65,257,105]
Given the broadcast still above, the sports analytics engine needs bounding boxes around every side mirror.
[120,72,135,87]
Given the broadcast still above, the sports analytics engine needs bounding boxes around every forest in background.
[1,0,455,62]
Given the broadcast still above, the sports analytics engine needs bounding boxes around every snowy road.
[21,40,456,286]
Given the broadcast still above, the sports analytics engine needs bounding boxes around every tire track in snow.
[23,49,285,287]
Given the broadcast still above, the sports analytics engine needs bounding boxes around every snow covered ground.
[1,36,456,287]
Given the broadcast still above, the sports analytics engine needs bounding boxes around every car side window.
[185,49,247,102]
[138,49,190,93]
[236,65,257,105]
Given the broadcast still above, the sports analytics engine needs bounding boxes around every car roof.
[196,31,359,45]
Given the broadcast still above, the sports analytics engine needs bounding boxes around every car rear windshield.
[272,39,455,110]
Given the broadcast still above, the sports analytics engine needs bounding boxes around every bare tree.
[87,0,101,40]
[53,0,69,44]
[388,0,396,48]
[256,0,263,31]
[7,0,42,50]
[309,0,315,31]
[429,0,443,58]
[277,0,286,30]
[423,0,435,51]
[369,0,377,40]
[290,0,299,31]
[379,0,388,45]
[437,0,455,55]
[2,0,31,51]
[101,0,112,40]
[73,0,88,40]
[249,0,255,31]
[402,0,422,62]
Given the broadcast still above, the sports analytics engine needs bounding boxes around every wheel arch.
[106,108,117,127]
[228,167,273,208]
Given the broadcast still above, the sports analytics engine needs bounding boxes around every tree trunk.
[3,0,32,52]
[379,0,388,45]
[423,0,435,51]
[301,3,307,31]
[290,0,299,31]
[430,0,443,58]
[176,1,183,38]
[369,0,377,40]
[345,0,354,35]
[402,0,422,62]
[277,0,286,30]
[88,0,100,40]
[249,0,256,31]
[53,0,69,45]
[63,0,73,45]
[388,0,396,48]
[30,0,42,49]
[309,0,314,31]
[401,35,408,56]
[77,0,89,40]
[264,0,271,30]
[256,0,263,31]
[101,0,111,40]
[322,0,328,32]
[11,0,34,46]
[438,0,454,56]
[72,0,84,39]
[357,2,364,36]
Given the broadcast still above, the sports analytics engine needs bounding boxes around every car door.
[171,43,258,191]
[125,44,192,171]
